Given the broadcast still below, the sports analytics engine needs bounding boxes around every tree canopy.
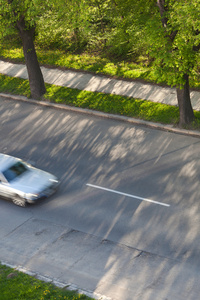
[0,0,199,124]
[145,0,200,124]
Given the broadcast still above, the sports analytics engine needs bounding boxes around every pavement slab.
[1,217,200,300]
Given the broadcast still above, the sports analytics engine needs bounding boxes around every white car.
[0,153,60,207]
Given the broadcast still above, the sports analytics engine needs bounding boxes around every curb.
[1,92,200,138]
[1,261,112,300]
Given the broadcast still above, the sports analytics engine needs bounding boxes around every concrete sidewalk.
[1,60,200,110]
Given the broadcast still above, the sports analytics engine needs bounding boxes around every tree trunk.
[16,19,46,99]
[176,74,194,126]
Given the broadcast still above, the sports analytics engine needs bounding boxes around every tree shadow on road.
[1,97,200,300]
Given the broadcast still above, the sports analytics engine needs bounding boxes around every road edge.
[1,92,200,138]
[1,260,111,300]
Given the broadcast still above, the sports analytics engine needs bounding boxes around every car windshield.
[3,161,28,182]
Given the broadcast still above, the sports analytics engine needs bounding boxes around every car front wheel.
[12,195,26,207]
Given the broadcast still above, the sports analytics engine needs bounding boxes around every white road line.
[86,183,170,207]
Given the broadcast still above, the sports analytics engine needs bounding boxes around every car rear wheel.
[12,195,26,207]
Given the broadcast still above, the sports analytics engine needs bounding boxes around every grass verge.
[44,83,180,124]
[0,73,180,124]
[0,73,200,130]
[0,263,93,300]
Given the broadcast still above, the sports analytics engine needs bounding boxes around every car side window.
[0,173,7,184]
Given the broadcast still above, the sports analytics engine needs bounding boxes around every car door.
[0,173,12,199]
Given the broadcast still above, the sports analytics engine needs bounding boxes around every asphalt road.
[1,96,200,300]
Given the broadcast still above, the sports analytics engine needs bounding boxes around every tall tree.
[146,0,200,126]
[0,0,47,99]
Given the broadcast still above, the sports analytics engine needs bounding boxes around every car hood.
[10,166,58,194]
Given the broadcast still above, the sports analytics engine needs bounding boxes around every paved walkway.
[1,60,200,110]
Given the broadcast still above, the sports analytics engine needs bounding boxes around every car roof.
[0,153,20,172]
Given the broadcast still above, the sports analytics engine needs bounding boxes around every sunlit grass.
[0,263,93,300]
[0,45,157,83]
[2,73,200,128]
[0,73,181,125]
[0,74,31,97]
[0,47,24,62]
[44,83,181,124]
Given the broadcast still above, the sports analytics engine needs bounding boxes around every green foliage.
[29,0,154,59]
[146,0,200,88]
[36,0,90,51]
[105,0,154,59]
[0,0,199,126]
[0,0,52,35]
[0,0,200,124]
[0,0,199,85]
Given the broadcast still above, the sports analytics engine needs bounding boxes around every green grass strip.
[0,74,31,97]
[45,83,180,124]
[1,73,200,129]
[0,263,93,300]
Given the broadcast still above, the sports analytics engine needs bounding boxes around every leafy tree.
[0,0,47,99]
[107,0,153,59]
[35,0,151,59]
[38,0,91,52]
[86,0,113,50]
[146,0,200,126]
